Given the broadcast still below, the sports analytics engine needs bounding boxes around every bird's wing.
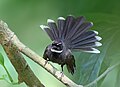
[66,55,76,75]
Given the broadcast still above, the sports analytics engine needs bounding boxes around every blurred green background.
[0,0,120,87]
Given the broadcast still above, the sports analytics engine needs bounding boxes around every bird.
[40,15,102,75]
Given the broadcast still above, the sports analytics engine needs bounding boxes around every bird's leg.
[60,64,64,78]
[61,65,64,72]
[44,58,49,66]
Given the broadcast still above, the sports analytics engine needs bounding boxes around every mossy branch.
[0,20,45,87]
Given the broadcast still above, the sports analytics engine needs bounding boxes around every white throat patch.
[51,48,63,53]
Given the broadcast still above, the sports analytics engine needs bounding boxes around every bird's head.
[51,40,64,53]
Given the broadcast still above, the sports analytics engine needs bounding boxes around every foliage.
[0,53,15,84]
[0,53,4,66]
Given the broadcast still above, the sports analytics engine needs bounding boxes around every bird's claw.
[44,60,48,66]
[60,71,64,79]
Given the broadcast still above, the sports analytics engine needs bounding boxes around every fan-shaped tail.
[40,15,102,53]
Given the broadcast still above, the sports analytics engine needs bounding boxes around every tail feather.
[69,29,102,51]
[72,42,102,49]
[82,48,100,53]
[72,37,98,46]
[73,47,100,53]
[57,17,65,38]
[40,25,55,40]
[69,22,93,41]
[71,36,102,51]
[64,16,75,38]
[62,16,75,39]
[66,16,85,39]
[47,19,59,39]
[74,47,93,51]
[72,42,95,48]
[71,31,97,44]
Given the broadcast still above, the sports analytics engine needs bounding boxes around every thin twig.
[0,20,83,87]
[84,62,120,87]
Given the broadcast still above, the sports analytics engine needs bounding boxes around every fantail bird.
[40,15,102,75]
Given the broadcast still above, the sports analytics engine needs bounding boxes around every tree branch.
[0,21,45,87]
[0,20,83,87]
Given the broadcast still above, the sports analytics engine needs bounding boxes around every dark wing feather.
[43,46,48,60]
[65,51,76,75]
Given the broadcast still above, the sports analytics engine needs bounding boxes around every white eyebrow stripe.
[51,49,63,53]
[57,43,62,45]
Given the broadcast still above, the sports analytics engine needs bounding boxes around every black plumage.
[40,15,102,75]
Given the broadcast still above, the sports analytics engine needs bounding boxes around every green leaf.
[0,77,4,80]
[3,65,13,83]
[0,53,13,83]
[115,67,120,87]
[0,75,11,84]
[0,75,8,81]
[70,13,120,87]
[77,40,110,86]
[0,53,4,66]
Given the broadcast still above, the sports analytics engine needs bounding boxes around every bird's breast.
[48,51,66,65]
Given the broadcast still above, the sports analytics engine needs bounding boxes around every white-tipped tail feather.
[90,22,93,26]
[93,30,99,35]
[58,17,65,20]
[40,25,49,30]
[47,19,55,23]
[83,48,100,53]
[95,36,102,41]
[95,42,102,46]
